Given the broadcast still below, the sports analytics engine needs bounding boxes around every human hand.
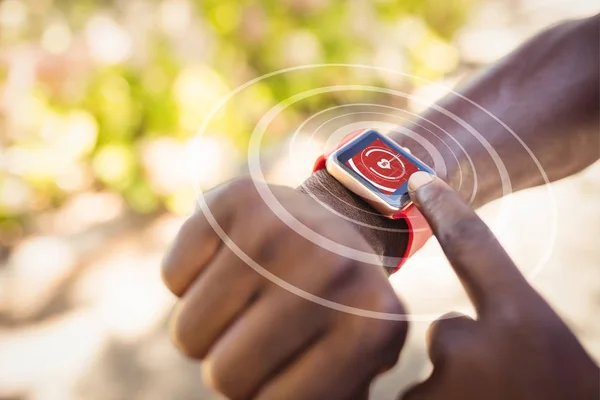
[162,178,408,400]
[302,169,412,270]
[400,172,599,400]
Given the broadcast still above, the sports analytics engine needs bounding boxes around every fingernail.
[408,171,435,191]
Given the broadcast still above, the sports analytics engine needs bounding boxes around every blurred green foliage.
[0,0,476,240]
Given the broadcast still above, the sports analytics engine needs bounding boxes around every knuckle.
[160,267,179,297]
[427,313,472,347]
[329,277,407,370]
[169,306,207,360]
[255,216,291,264]
[436,213,492,260]
[492,294,559,334]
[361,293,408,355]
[371,289,406,317]
[492,304,529,331]
[160,216,199,292]
[261,210,287,237]
[160,257,179,295]
[202,356,238,399]
[438,212,483,244]
[363,322,407,371]
[426,323,444,355]
[228,177,259,202]
[426,316,479,368]
[318,252,360,293]
[326,250,357,276]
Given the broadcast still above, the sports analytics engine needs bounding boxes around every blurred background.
[0,0,599,399]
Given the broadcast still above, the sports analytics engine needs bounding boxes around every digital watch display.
[312,129,435,271]
[326,129,434,216]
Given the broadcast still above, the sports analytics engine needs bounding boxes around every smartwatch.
[313,129,434,271]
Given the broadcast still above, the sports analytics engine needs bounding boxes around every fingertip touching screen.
[334,130,434,209]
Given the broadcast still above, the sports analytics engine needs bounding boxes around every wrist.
[389,113,483,205]
[299,169,409,272]
[389,89,509,209]
[391,16,600,210]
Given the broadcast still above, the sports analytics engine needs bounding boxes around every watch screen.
[345,138,418,195]
[334,130,434,207]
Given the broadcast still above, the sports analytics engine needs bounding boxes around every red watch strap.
[391,204,432,267]
[312,129,431,272]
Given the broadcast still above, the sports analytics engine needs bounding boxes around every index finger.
[407,172,532,315]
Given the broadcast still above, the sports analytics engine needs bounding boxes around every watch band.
[313,129,432,271]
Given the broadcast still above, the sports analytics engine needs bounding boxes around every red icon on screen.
[346,139,418,195]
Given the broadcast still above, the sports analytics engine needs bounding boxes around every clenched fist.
[162,178,408,400]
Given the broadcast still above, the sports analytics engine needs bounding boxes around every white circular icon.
[361,147,406,181]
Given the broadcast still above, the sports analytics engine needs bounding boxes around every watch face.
[334,130,434,209]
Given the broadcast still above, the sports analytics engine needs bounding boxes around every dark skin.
[163,179,406,399]
[162,14,599,400]
[305,14,600,260]
[402,172,599,400]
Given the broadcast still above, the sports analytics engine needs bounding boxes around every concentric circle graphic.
[190,64,557,322]
[288,106,476,228]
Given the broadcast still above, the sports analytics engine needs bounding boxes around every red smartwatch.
[313,129,433,271]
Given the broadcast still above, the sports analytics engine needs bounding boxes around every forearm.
[300,15,599,263]
[394,14,600,208]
